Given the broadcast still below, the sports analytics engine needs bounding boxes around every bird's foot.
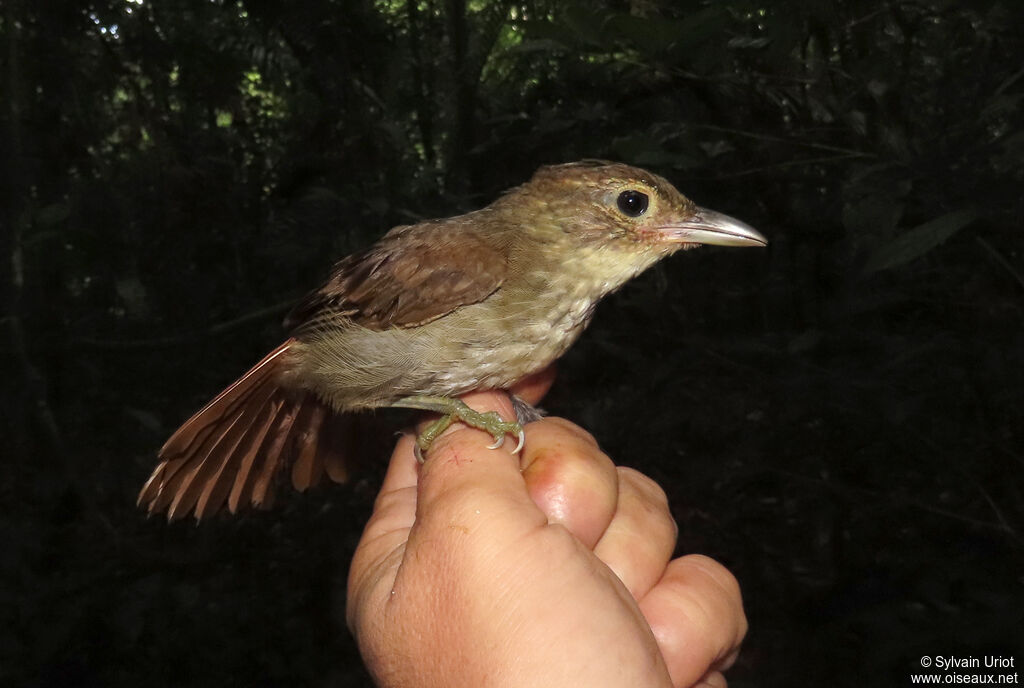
[392,395,525,464]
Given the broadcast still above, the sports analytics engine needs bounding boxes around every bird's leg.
[391,395,525,463]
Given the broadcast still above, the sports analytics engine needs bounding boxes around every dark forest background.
[2,0,1023,686]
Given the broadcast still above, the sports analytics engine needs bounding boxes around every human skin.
[346,368,747,688]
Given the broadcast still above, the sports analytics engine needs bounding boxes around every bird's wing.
[285,218,508,330]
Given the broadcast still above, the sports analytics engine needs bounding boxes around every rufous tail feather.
[137,339,351,521]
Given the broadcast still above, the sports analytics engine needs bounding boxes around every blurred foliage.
[2,0,1022,686]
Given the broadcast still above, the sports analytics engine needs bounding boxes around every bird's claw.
[485,426,525,452]
[407,399,525,463]
[476,411,524,455]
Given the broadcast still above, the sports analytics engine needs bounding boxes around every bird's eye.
[616,190,649,217]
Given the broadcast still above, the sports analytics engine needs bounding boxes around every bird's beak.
[657,208,767,247]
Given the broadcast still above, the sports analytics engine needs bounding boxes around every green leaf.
[862,209,979,275]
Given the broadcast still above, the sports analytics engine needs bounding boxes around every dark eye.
[616,190,649,217]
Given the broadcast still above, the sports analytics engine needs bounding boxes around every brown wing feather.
[285,218,508,331]
[138,340,350,521]
[225,399,285,514]
[143,216,507,519]
[320,412,356,484]
[291,402,328,491]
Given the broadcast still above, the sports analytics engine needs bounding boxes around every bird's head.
[512,160,767,257]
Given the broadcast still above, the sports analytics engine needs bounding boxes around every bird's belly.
[292,296,595,410]
[429,297,596,391]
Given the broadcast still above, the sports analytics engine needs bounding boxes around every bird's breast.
[291,241,652,410]
[414,283,598,393]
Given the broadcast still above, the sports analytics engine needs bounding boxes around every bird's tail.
[137,338,351,521]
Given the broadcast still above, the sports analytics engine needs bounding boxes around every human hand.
[347,374,746,688]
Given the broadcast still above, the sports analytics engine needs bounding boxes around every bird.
[138,160,766,521]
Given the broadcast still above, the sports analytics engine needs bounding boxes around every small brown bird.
[138,161,766,520]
